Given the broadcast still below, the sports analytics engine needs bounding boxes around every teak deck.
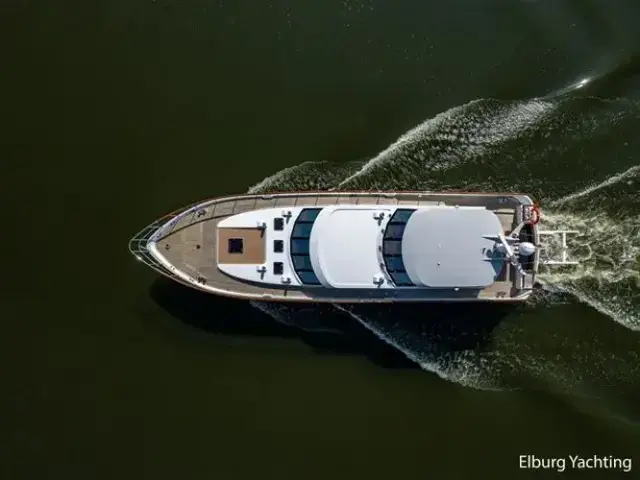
[217,228,266,264]
[131,191,535,302]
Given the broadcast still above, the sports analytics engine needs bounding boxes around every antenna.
[482,232,531,275]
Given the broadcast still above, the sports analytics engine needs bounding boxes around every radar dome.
[519,242,536,256]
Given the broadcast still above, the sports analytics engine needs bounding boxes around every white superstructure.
[214,204,515,291]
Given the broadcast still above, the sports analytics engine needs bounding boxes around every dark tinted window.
[273,262,284,275]
[384,224,405,240]
[291,239,310,254]
[297,209,321,222]
[385,256,405,272]
[392,271,413,286]
[274,218,284,231]
[297,270,321,285]
[228,238,243,254]
[290,208,322,285]
[292,223,313,238]
[383,240,402,255]
[380,209,416,286]
[273,240,284,253]
[391,209,415,223]
[292,255,313,270]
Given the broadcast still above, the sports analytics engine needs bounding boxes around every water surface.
[2,0,640,478]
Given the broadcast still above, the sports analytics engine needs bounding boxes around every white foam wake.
[548,164,640,208]
[537,210,640,331]
[332,305,505,391]
[247,164,304,194]
[337,98,557,188]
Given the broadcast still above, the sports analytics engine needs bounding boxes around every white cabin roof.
[402,207,503,288]
[311,207,393,288]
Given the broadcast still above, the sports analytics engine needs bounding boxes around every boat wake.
[538,168,640,332]
[245,92,640,406]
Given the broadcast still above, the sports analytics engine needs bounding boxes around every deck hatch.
[228,238,244,254]
[382,209,416,286]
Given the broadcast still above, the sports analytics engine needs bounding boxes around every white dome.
[519,242,536,256]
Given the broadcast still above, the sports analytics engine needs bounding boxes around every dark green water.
[3,0,640,478]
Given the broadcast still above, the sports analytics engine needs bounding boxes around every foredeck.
[129,191,534,302]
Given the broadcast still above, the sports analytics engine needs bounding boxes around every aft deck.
[129,191,536,302]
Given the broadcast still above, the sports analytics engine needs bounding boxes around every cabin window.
[384,224,405,240]
[391,271,413,286]
[297,209,321,222]
[291,239,310,254]
[383,240,402,256]
[227,238,244,254]
[290,208,322,285]
[390,209,415,223]
[273,262,284,275]
[273,240,284,253]
[274,218,284,231]
[292,223,314,238]
[292,255,313,270]
[381,208,416,287]
[297,271,321,285]
[385,256,405,272]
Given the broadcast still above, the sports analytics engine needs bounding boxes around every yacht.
[129,191,576,303]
